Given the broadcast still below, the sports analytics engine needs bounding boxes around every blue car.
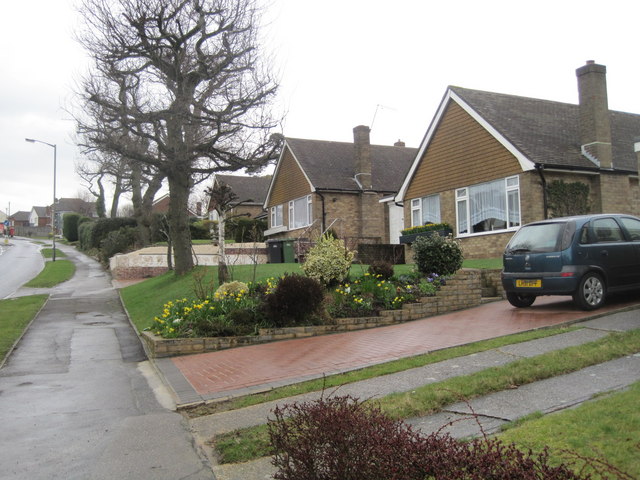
[501,214,640,310]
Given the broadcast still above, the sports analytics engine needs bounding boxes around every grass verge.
[498,381,640,478]
[183,326,577,417]
[24,260,75,288]
[41,248,66,259]
[0,295,48,363]
[215,329,640,465]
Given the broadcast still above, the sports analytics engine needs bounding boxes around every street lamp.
[25,138,57,262]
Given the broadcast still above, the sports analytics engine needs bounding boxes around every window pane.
[619,217,640,241]
[421,195,440,224]
[508,189,520,227]
[469,178,506,233]
[457,199,468,234]
[412,208,421,227]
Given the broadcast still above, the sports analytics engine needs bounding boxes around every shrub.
[78,220,95,251]
[269,395,588,480]
[368,260,394,280]
[227,217,267,242]
[215,281,249,298]
[264,274,325,327]
[62,213,81,242]
[301,234,355,286]
[100,226,138,261]
[412,233,463,276]
[88,217,137,250]
[189,218,211,240]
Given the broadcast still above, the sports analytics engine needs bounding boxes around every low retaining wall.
[110,243,268,280]
[140,269,492,358]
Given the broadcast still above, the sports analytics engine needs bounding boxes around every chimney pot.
[394,140,405,147]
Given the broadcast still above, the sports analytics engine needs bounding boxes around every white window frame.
[411,194,441,227]
[270,204,283,227]
[455,176,520,237]
[288,195,312,230]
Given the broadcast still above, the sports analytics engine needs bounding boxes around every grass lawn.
[24,260,75,288]
[0,295,48,363]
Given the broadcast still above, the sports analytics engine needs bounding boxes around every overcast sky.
[2,0,639,215]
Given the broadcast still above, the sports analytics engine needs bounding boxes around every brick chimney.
[353,125,372,189]
[576,60,613,169]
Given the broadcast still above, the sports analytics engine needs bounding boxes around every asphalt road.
[0,244,214,479]
[0,236,44,299]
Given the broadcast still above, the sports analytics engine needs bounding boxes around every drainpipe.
[535,163,548,219]
[316,190,326,232]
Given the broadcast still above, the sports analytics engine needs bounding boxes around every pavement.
[3,240,640,480]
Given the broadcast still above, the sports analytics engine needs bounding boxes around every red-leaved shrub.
[269,395,590,480]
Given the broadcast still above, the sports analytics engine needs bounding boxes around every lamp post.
[25,138,57,262]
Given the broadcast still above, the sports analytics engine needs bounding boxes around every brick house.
[396,61,640,259]
[10,211,31,227]
[30,206,51,228]
[207,174,271,221]
[152,194,200,217]
[263,126,417,246]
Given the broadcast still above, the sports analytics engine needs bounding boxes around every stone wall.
[140,268,498,358]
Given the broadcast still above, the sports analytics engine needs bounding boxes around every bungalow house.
[30,206,51,228]
[396,61,640,258]
[10,211,31,227]
[263,126,417,247]
[207,174,271,221]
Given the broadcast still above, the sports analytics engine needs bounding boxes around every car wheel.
[573,272,605,310]
[506,292,536,308]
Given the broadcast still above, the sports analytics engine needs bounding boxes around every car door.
[617,216,640,285]
[579,217,635,288]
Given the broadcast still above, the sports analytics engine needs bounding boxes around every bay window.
[270,204,283,227]
[456,176,520,235]
[288,195,312,229]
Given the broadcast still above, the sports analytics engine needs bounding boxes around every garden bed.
[140,269,486,358]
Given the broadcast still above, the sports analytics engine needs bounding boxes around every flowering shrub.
[400,222,452,236]
[301,234,355,286]
[150,272,447,337]
[327,272,442,318]
[151,288,262,338]
[215,281,249,298]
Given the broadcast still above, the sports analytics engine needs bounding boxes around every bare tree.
[75,0,282,274]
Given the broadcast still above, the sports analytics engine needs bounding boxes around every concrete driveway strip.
[0,245,214,480]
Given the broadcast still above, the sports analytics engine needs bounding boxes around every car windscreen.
[505,222,567,254]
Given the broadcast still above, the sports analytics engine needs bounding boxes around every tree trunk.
[167,170,193,275]
[217,211,229,284]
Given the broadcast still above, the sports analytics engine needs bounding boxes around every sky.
[1,0,639,216]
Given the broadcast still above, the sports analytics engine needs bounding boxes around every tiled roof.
[286,138,417,192]
[10,211,30,222]
[33,206,49,217]
[215,175,271,205]
[55,198,96,214]
[451,86,640,172]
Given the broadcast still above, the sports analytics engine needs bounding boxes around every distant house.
[152,194,200,217]
[30,206,50,228]
[263,126,416,245]
[10,211,31,227]
[396,61,640,258]
[207,174,271,221]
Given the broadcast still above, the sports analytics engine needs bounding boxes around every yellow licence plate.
[516,279,542,288]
